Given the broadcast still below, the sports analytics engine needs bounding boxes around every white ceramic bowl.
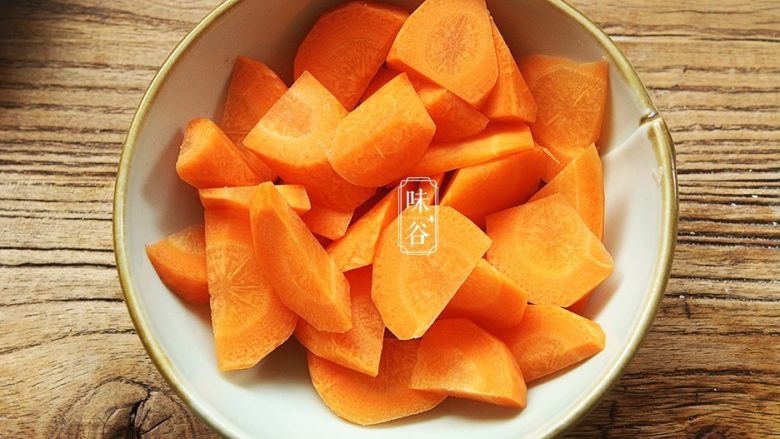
[114,0,678,437]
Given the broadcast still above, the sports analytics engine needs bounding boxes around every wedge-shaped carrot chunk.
[529,144,604,240]
[519,55,609,168]
[413,78,490,142]
[243,72,374,211]
[410,319,526,408]
[329,73,435,187]
[486,194,613,307]
[294,1,409,110]
[481,20,537,123]
[308,338,446,425]
[410,123,534,177]
[146,223,209,304]
[296,268,384,376]
[176,118,265,189]
[441,147,544,228]
[327,189,397,272]
[387,0,497,107]
[358,66,399,103]
[495,304,605,382]
[249,182,352,332]
[199,184,310,215]
[301,204,354,240]
[373,206,491,339]
[440,259,528,329]
[204,210,297,371]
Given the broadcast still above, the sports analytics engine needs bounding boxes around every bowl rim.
[113,0,678,437]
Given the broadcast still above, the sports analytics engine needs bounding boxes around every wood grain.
[0,0,777,437]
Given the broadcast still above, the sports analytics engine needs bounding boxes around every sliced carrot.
[308,338,446,425]
[294,1,409,110]
[418,173,444,205]
[176,118,265,189]
[387,0,497,107]
[441,147,544,228]
[329,73,435,187]
[220,56,287,143]
[243,72,375,210]
[519,55,609,163]
[359,66,399,103]
[199,184,311,215]
[301,204,354,240]
[529,144,604,240]
[249,182,352,332]
[204,209,297,371]
[326,189,398,272]
[145,223,209,305]
[410,123,534,177]
[373,206,492,339]
[486,194,613,307]
[495,304,605,382]
[295,267,384,376]
[412,78,490,142]
[410,318,526,408]
[440,259,528,329]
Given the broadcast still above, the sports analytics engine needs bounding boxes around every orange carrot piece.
[296,267,385,376]
[308,338,446,425]
[294,1,409,110]
[326,189,398,272]
[441,147,544,228]
[440,259,528,329]
[176,118,265,189]
[145,223,209,305]
[486,194,613,307]
[302,204,354,240]
[387,0,497,107]
[495,304,605,382]
[481,20,537,123]
[410,319,526,408]
[329,73,435,187]
[519,55,609,164]
[243,72,375,210]
[529,144,604,239]
[199,184,311,215]
[204,209,297,371]
[373,206,492,339]
[410,123,534,177]
[359,66,399,103]
[249,182,352,332]
[412,78,490,142]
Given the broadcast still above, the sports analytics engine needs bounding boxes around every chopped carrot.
[519,55,609,163]
[441,147,544,228]
[249,182,352,332]
[440,259,528,329]
[529,144,604,240]
[176,118,266,188]
[412,77,490,142]
[372,206,492,339]
[243,72,375,210]
[328,73,435,187]
[308,338,446,425]
[387,0,497,107]
[326,189,398,272]
[199,184,311,215]
[302,204,354,240]
[359,66,399,103]
[145,223,209,305]
[294,1,409,110]
[296,267,385,376]
[204,209,297,371]
[486,194,613,307]
[410,319,526,408]
[481,19,537,122]
[495,304,605,382]
[410,123,534,177]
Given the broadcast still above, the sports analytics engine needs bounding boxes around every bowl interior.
[116,0,675,437]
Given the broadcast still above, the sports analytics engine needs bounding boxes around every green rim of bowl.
[113,0,678,437]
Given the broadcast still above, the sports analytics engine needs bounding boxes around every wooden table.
[1,0,777,437]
